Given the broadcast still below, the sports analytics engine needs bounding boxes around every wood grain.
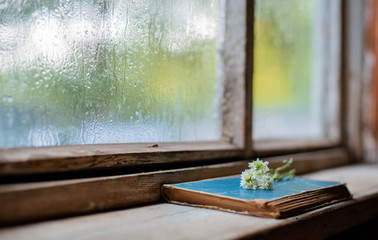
[0,148,349,226]
[222,0,248,151]
[366,0,378,142]
[344,0,365,162]
[0,141,242,175]
[363,0,378,163]
[0,164,377,240]
[324,0,343,143]
[0,160,248,226]
[253,138,340,156]
[264,147,350,174]
[244,0,254,158]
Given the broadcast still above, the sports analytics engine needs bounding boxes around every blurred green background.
[0,0,221,146]
[253,0,323,140]
[254,0,313,110]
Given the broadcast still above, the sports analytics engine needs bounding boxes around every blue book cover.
[162,176,351,218]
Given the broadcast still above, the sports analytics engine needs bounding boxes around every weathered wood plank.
[265,148,350,174]
[243,192,378,240]
[363,0,378,163]
[0,148,349,226]
[0,164,377,240]
[0,160,248,226]
[254,138,340,156]
[244,0,254,158]
[0,141,242,175]
[344,0,365,162]
[222,0,248,151]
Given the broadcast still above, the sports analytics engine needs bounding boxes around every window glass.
[0,0,224,148]
[253,0,332,140]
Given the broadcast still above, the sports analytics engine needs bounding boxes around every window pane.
[253,0,338,140]
[0,0,224,148]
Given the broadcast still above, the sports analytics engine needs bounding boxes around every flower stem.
[271,158,295,181]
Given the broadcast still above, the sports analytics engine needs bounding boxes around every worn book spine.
[267,184,352,218]
[162,184,352,219]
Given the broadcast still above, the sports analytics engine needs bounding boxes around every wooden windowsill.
[0,148,350,226]
[1,164,378,239]
[0,141,242,175]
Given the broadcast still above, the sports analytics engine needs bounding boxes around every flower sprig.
[240,159,273,190]
[240,158,295,190]
[271,158,295,182]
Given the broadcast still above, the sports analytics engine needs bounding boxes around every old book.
[161,176,352,219]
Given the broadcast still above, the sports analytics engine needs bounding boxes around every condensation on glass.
[253,0,340,140]
[0,0,225,148]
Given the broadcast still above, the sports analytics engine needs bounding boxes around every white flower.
[259,175,274,190]
[240,169,258,189]
[241,159,273,190]
[248,158,270,175]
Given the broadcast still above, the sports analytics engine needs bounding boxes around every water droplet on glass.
[0,0,223,147]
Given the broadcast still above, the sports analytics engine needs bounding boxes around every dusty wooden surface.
[0,141,242,174]
[253,138,340,156]
[0,148,349,226]
[0,160,248,225]
[1,164,377,240]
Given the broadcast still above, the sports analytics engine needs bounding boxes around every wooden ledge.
[0,141,242,175]
[1,164,378,240]
[0,148,349,226]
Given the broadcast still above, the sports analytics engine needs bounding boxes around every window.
[0,0,224,147]
[253,0,341,142]
[0,0,368,226]
[0,0,244,175]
